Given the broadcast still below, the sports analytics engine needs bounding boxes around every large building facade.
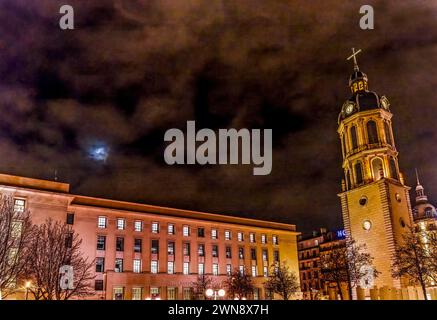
[0,173,300,300]
[337,50,413,289]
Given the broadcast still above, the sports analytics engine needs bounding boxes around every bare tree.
[27,218,95,300]
[191,274,213,300]
[225,267,254,299]
[391,226,434,300]
[263,262,299,300]
[429,232,437,284]
[320,238,378,300]
[0,195,34,299]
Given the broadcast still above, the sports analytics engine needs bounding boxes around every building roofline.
[0,173,70,193]
[70,195,298,232]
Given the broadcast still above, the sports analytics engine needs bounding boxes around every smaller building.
[297,228,346,299]
[412,170,437,235]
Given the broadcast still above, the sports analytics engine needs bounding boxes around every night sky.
[1,1,437,233]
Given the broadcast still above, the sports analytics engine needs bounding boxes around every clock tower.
[337,49,413,290]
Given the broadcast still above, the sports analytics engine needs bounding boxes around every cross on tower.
[347,48,362,71]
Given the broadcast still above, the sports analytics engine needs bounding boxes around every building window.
[355,162,364,185]
[239,265,244,275]
[367,120,379,144]
[251,248,257,260]
[237,232,244,242]
[116,237,124,252]
[134,221,143,232]
[134,238,142,253]
[151,222,159,234]
[97,216,107,229]
[273,250,279,262]
[150,287,160,300]
[183,288,192,300]
[182,242,190,256]
[251,266,257,277]
[168,223,175,235]
[239,247,244,259]
[132,287,142,300]
[384,121,392,145]
[66,212,74,225]
[95,280,104,291]
[226,264,232,275]
[168,262,174,274]
[198,244,205,257]
[253,288,260,300]
[151,239,159,254]
[225,230,231,240]
[14,199,25,213]
[261,234,266,244]
[211,229,218,240]
[115,258,123,272]
[390,158,399,180]
[249,233,256,243]
[113,287,124,300]
[263,266,268,277]
[183,262,190,275]
[97,235,106,251]
[226,246,232,259]
[197,227,205,238]
[96,257,105,273]
[133,259,141,273]
[150,261,158,274]
[262,249,268,261]
[198,263,204,275]
[168,241,175,255]
[212,245,219,258]
[116,218,125,230]
[212,264,219,276]
[272,235,279,245]
[183,225,190,237]
[350,125,358,150]
[167,287,177,300]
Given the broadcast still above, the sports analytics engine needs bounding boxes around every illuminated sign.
[336,229,346,239]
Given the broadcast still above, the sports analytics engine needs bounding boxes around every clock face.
[363,220,372,231]
[345,103,354,115]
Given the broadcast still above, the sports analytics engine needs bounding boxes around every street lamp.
[25,281,31,300]
[206,288,226,300]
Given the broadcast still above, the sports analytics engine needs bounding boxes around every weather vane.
[347,48,362,71]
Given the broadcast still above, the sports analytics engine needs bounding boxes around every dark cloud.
[1,0,437,233]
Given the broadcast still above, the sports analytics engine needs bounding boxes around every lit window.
[116,218,125,230]
[134,221,143,232]
[183,288,192,300]
[150,287,160,300]
[198,244,205,257]
[237,232,244,242]
[167,287,176,300]
[168,224,175,235]
[168,262,174,274]
[239,265,244,275]
[261,234,266,244]
[183,243,191,256]
[211,229,218,240]
[262,249,268,261]
[239,247,244,259]
[113,287,124,300]
[251,266,257,277]
[183,262,190,275]
[212,245,219,258]
[133,259,141,273]
[198,263,204,275]
[249,233,256,243]
[14,199,25,213]
[115,258,123,272]
[212,264,219,276]
[226,246,232,259]
[183,225,190,237]
[272,235,279,245]
[225,230,231,240]
[132,287,142,300]
[168,242,175,255]
[151,261,158,274]
[263,266,268,277]
[96,257,105,273]
[152,222,159,234]
[97,216,107,229]
[226,264,232,275]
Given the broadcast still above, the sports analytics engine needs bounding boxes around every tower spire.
[347,48,362,71]
[415,168,420,185]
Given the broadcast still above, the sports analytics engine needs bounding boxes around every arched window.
[354,162,364,185]
[389,158,399,180]
[371,157,384,181]
[350,126,358,150]
[346,170,352,190]
[367,120,379,144]
[384,122,392,145]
